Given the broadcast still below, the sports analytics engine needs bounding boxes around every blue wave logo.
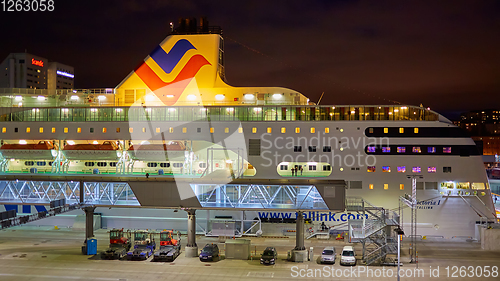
[149,39,196,74]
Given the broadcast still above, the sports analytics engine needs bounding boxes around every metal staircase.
[347,196,400,265]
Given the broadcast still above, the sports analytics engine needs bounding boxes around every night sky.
[1,0,499,119]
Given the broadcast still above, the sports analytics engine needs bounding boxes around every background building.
[0,53,74,90]
[455,109,500,155]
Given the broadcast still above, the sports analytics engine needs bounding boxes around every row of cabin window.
[293,146,333,152]
[279,164,331,171]
[369,183,407,190]
[366,166,451,173]
[368,127,419,134]
[146,163,184,168]
[367,146,452,153]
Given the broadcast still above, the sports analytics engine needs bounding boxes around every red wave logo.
[135,54,211,105]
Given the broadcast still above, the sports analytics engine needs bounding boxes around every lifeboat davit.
[0,141,55,160]
[62,141,119,160]
[128,141,187,161]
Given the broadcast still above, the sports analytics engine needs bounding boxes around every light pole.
[394,228,405,281]
[406,174,423,266]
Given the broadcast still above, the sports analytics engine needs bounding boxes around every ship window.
[14,127,18,133]
[142,127,146,133]
[39,127,43,133]
[367,147,376,153]
[90,128,94,133]
[85,162,95,167]
[183,127,187,133]
[309,165,316,171]
[26,127,30,133]
[198,163,206,168]
[109,162,117,167]
[441,182,455,189]
[414,128,419,134]
[51,127,56,133]
[294,146,302,152]
[129,128,133,133]
[147,163,158,168]
[323,146,331,152]
[323,165,331,171]
[384,128,388,133]
[97,162,107,167]
[397,166,406,172]
[397,147,406,153]
[428,166,436,173]
[310,127,315,133]
[382,166,391,172]
[36,161,46,166]
[295,127,300,133]
[399,128,404,133]
[443,166,452,173]
[428,147,436,153]
[308,146,316,152]
[25,161,34,166]
[400,184,404,190]
[384,184,389,190]
[412,147,421,153]
[238,127,243,133]
[156,128,160,133]
[225,127,229,133]
[443,147,452,153]
[210,127,214,133]
[48,161,53,166]
[197,128,202,133]
[103,128,107,133]
[64,127,68,133]
[280,165,288,170]
[471,183,485,190]
[457,182,470,189]
[368,128,373,134]
[160,163,169,168]
[369,184,374,190]
[281,127,286,133]
[324,127,330,133]
[1,127,5,133]
[116,128,120,133]
[77,128,81,133]
[173,163,183,168]
[367,166,376,172]
[252,127,257,133]
[267,127,272,133]
[169,127,174,133]
[412,166,421,173]
[382,147,391,153]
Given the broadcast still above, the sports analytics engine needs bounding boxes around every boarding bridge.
[346,197,400,265]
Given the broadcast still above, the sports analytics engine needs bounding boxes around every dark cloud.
[1,0,499,118]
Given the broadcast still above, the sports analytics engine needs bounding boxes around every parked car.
[260,247,277,265]
[340,246,356,266]
[199,244,219,261]
[320,246,336,264]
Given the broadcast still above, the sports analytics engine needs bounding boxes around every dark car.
[127,244,155,260]
[101,243,130,260]
[199,244,219,261]
[153,245,181,262]
[260,247,277,265]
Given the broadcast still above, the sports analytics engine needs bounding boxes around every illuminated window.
[412,147,421,153]
[369,184,374,190]
[382,147,391,153]
[397,166,406,173]
[77,128,81,133]
[367,166,376,172]
[367,146,376,153]
[116,128,120,133]
[295,127,300,133]
[222,127,228,133]
[399,128,404,133]
[156,128,160,133]
[39,127,43,133]
[340,167,344,171]
[281,127,286,133]
[210,127,214,133]
[169,127,174,133]
[428,147,436,153]
[384,128,388,133]
[457,182,470,189]
[384,184,389,190]
[64,127,68,133]
[267,127,272,133]
[51,127,56,133]
[1,127,5,133]
[382,166,391,172]
[325,127,330,133]
[441,182,455,189]
[310,127,315,133]
[238,127,243,133]
[26,127,30,133]
[414,128,419,134]
[400,184,404,190]
[340,128,344,132]
[182,127,187,133]
[103,128,107,133]
[142,127,146,133]
[412,166,421,173]
[428,166,436,173]
[368,128,374,134]
[471,183,485,190]
[443,147,452,153]
[252,127,257,133]
[397,147,406,153]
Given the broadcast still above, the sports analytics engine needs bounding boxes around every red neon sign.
[31,58,44,67]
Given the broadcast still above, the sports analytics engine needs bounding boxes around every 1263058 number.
[445,266,498,278]
[2,0,54,12]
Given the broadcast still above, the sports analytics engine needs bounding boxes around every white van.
[340,246,356,266]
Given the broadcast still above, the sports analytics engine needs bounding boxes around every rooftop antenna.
[317,92,325,105]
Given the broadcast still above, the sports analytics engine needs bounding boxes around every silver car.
[320,246,336,264]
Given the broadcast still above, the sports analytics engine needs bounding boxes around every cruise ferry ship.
[0,19,496,239]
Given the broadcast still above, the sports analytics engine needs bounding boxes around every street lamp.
[394,228,405,281]
[406,174,423,266]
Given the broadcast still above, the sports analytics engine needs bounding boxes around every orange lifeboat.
[0,141,55,160]
[128,141,186,161]
[62,141,119,160]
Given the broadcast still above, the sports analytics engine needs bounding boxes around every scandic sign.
[31,58,44,67]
